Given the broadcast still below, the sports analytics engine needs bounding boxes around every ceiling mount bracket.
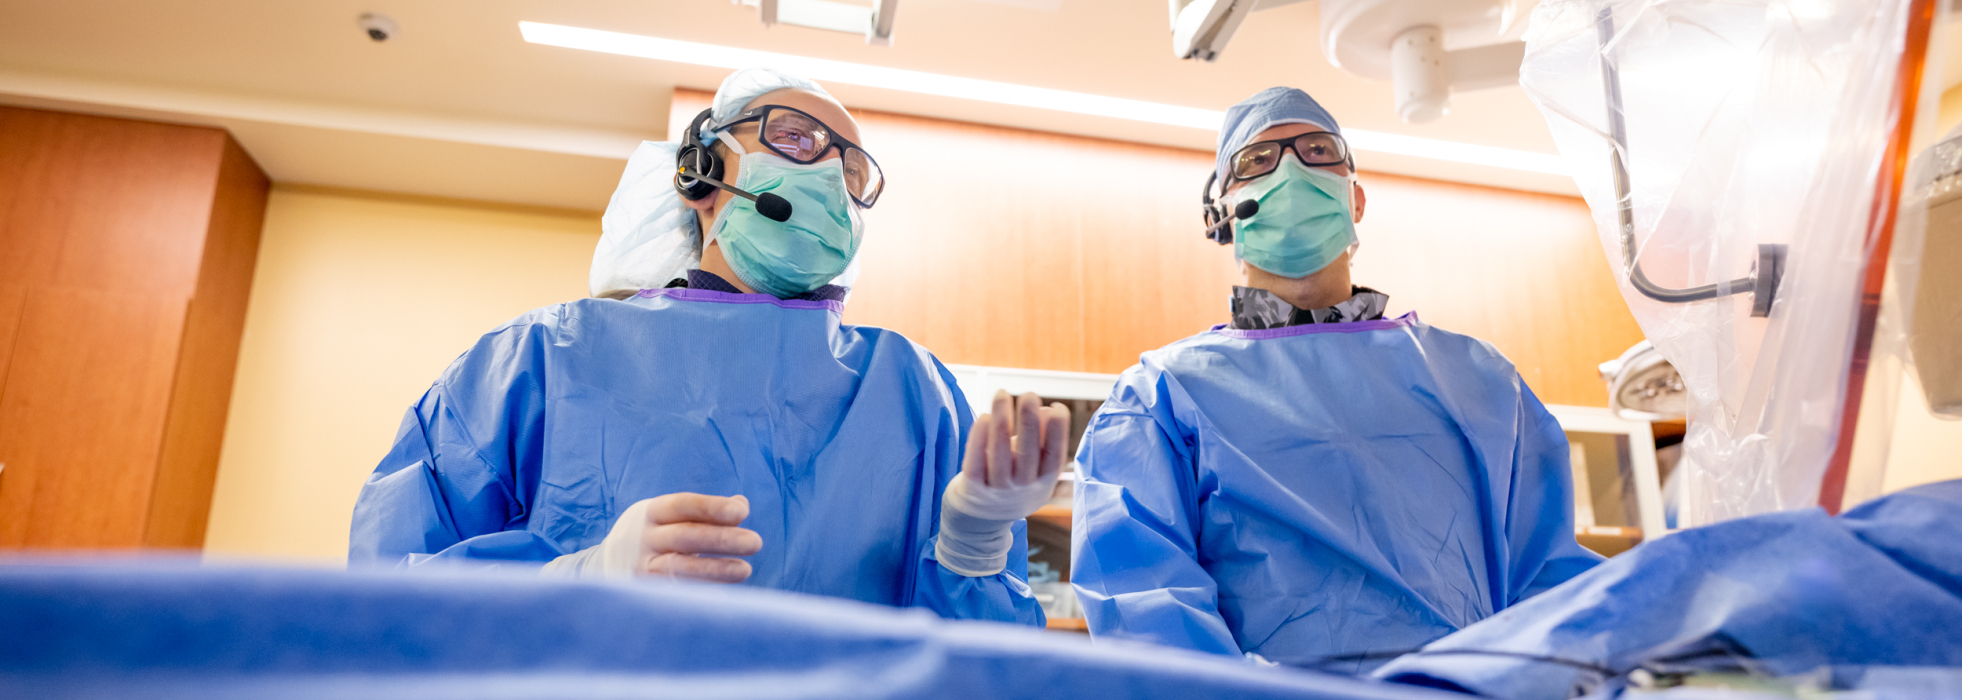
[745,0,897,46]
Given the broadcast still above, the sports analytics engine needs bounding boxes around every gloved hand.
[542,492,761,582]
[935,390,1071,577]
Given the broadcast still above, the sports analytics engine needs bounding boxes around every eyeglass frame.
[709,104,886,208]
[1223,131,1354,184]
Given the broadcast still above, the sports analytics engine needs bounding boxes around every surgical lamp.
[1170,0,1534,124]
[1599,340,1686,421]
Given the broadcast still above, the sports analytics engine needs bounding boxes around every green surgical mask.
[1231,157,1357,279]
[707,146,862,298]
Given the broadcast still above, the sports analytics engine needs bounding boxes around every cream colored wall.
[1937,82,1962,136]
[1884,373,1962,492]
[202,185,598,563]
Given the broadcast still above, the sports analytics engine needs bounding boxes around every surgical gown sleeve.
[1069,377,1242,657]
[912,523,1044,624]
[349,310,561,566]
[1507,387,1604,601]
[907,363,1046,625]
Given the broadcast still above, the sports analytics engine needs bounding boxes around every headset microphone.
[1201,169,1262,244]
[1205,199,1260,239]
[676,167,795,223]
[753,192,793,222]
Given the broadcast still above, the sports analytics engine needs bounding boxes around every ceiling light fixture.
[518,21,1568,175]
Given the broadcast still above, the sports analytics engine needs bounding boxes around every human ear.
[1351,181,1367,224]
[683,193,715,213]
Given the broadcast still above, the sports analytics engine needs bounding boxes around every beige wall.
[202,185,598,563]
[1884,373,1962,493]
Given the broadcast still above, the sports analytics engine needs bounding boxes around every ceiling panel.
[0,0,1582,204]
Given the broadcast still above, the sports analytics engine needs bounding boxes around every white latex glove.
[542,492,761,582]
[936,390,1071,577]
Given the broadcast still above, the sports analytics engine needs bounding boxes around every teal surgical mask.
[707,138,862,298]
[1230,157,1358,279]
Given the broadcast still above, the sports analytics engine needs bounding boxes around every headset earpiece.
[1207,205,1234,245]
[1201,171,1233,245]
[674,109,724,201]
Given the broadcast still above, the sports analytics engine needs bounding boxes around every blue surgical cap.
[1215,87,1343,184]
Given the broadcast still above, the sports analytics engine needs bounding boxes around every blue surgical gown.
[348,287,1043,625]
[1375,479,1962,699]
[1070,313,1601,666]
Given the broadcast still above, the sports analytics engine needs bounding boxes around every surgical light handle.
[1596,7,1785,317]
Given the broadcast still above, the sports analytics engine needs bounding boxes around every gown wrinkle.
[1072,313,1602,666]
[349,290,1042,625]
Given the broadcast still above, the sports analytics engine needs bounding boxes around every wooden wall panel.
[0,110,64,287]
[0,288,187,548]
[1349,176,1640,408]
[0,109,221,293]
[147,138,270,548]
[665,90,1642,406]
[0,106,267,550]
[850,113,1094,371]
[0,283,26,519]
[1073,146,1248,372]
[0,284,25,393]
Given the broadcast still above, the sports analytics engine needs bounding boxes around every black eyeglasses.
[1227,132,1351,182]
[713,105,885,208]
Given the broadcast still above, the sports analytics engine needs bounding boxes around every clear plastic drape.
[1521,0,1916,526]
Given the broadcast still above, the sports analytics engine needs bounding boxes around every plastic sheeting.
[1372,479,1962,699]
[0,558,1467,700]
[1520,0,1920,524]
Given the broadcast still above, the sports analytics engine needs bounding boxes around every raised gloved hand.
[543,492,761,582]
[935,390,1071,577]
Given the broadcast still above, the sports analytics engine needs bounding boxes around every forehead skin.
[738,88,864,148]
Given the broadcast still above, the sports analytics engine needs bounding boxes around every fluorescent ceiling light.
[518,21,1568,176]
[520,21,1215,128]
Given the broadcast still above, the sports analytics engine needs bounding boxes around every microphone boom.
[678,168,797,223]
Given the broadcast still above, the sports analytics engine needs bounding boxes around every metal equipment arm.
[1596,6,1785,317]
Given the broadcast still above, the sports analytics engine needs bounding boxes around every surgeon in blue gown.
[349,67,1072,625]
[1069,87,1603,666]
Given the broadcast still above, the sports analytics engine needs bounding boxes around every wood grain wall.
[672,90,1642,407]
[0,106,268,550]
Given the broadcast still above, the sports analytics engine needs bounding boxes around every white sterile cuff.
[541,499,651,578]
[934,471,1054,578]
